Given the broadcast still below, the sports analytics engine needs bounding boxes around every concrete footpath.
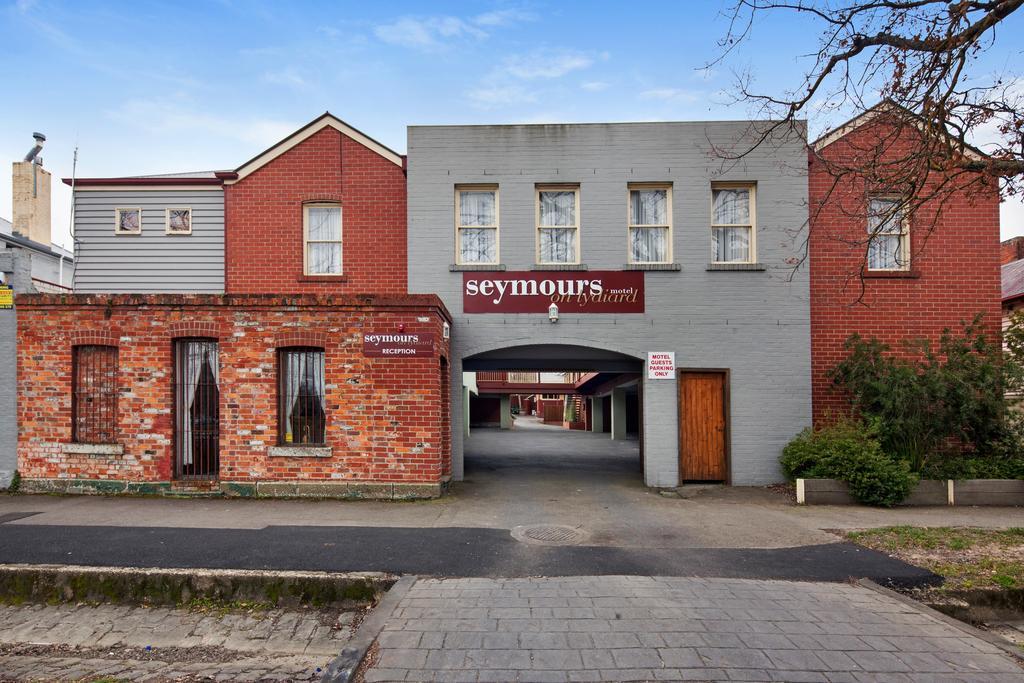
[362,576,1024,683]
[0,602,358,681]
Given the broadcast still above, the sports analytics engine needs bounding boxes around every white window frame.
[165,207,192,236]
[454,185,500,266]
[710,183,757,264]
[535,185,581,265]
[114,207,142,235]
[627,183,673,264]
[303,203,343,276]
[867,196,910,271]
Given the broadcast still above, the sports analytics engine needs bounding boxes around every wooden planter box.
[796,478,1024,506]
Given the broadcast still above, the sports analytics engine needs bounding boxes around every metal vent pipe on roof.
[23,132,45,164]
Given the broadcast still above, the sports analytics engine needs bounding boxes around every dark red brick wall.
[16,294,449,486]
[469,395,501,426]
[809,121,1002,423]
[224,126,407,294]
[1001,237,1024,266]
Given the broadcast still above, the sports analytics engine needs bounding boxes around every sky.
[1,0,1022,251]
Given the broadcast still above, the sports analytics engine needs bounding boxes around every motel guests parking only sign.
[462,271,644,314]
[647,351,675,379]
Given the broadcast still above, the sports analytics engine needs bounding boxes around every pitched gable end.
[229,113,404,182]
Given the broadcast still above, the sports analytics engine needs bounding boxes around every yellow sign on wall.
[0,285,13,310]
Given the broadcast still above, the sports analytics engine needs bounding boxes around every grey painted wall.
[73,188,224,293]
[407,121,811,486]
[0,246,35,488]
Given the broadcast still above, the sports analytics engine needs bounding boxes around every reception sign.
[462,271,644,314]
[363,332,435,357]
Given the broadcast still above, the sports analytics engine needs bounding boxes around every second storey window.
[537,186,580,264]
[304,204,342,275]
[867,197,909,270]
[166,208,192,235]
[115,208,141,235]
[629,185,672,264]
[456,187,498,264]
[72,345,118,444]
[711,184,755,263]
[278,347,326,445]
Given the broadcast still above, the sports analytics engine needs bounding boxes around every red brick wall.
[16,294,450,488]
[224,126,407,294]
[809,121,1002,423]
[1001,237,1024,265]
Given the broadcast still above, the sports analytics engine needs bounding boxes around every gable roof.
[229,112,404,183]
[1003,259,1024,303]
[812,100,987,161]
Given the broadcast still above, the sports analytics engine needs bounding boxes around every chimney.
[1001,236,1024,266]
[12,132,52,247]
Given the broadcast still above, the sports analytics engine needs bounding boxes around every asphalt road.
[0,523,939,588]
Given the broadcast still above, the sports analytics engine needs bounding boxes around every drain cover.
[511,524,589,546]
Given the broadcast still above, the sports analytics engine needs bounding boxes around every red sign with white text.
[363,332,436,357]
[462,271,644,314]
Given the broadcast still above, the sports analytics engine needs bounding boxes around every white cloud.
[262,68,309,90]
[640,88,702,103]
[473,8,536,26]
[467,84,538,109]
[108,100,296,147]
[581,80,609,92]
[502,50,594,80]
[373,8,534,51]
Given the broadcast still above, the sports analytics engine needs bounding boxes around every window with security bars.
[72,345,118,444]
[456,187,499,265]
[711,185,755,263]
[278,347,327,445]
[536,187,580,264]
[867,197,909,270]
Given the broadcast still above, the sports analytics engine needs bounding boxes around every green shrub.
[830,316,1007,472]
[781,421,917,507]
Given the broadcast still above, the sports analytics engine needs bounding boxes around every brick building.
[17,115,452,498]
[809,103,1002,422]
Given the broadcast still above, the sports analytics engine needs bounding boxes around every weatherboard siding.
[73,189,224,293]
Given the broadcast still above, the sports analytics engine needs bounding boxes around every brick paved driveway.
[363,576,1024,682]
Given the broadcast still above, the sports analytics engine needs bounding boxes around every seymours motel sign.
[463,271,644,314]
[363,332,436,357]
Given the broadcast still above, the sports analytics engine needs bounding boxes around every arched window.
[278,347,326,445]
[72,345,118,444]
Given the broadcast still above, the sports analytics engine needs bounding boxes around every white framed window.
[114,208,141,235]
[711,184,756,264]
[867,196,909,270]
[536,185,580,265]
[455,186,499,265]
[303,204,343,275]
[628,184,672,264]
[165,207,192,235]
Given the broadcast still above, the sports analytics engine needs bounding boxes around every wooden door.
[678,371,728,482]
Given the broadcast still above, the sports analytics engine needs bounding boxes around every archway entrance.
[457,344,646,490]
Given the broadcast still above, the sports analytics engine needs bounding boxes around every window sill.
[531,264,589,271]
[267,445,332,458]
[623,263,681,271]
[297,275,348,283]
[864,269,919,279]
[706,263,766,271]
[62,443,124,456]
[450,264,506,272]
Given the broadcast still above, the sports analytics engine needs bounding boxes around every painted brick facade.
[809,119,1002,423]
[16,293,451,497]
[224,126,407,294]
